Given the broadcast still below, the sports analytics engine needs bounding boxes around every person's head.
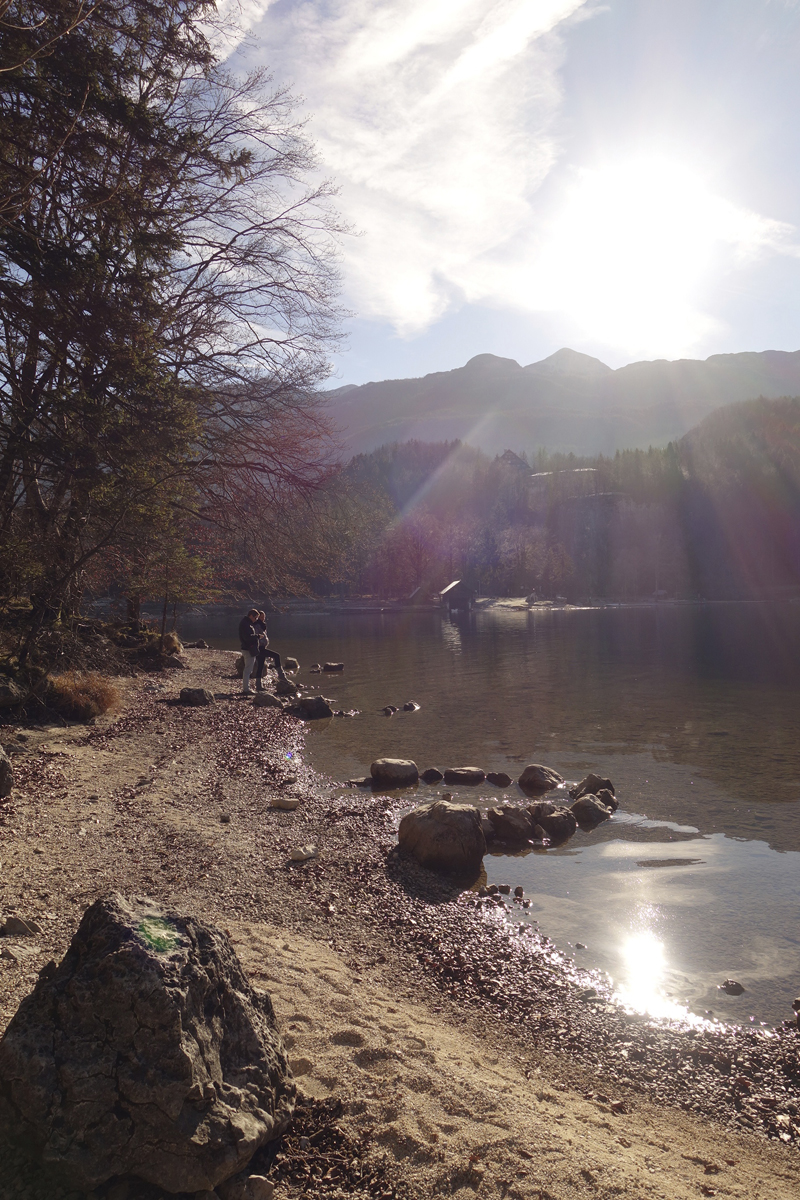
[258,610,266,621]
[248,608,259,621]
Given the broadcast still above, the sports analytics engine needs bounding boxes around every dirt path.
[1,650,798,1200]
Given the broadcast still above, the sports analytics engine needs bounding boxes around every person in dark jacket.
[238,608,261,694]
[254,610,287,690]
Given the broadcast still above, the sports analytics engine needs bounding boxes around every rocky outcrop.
[179,687,215,706]
[443,766,486,786]
[0,747,12,798]
[527,804,577,843]
[421,768,444,784]
[571,794,613,828]
[518,763,563,793]
[398,798,486,876]
[486,806,534,842]
[371,758,419,788]
[0,677,24,709]
[486,771,512,787]
[570,773,615,800]
[0,894,295,1193]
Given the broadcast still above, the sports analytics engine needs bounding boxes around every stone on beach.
[1,916,40,936]
[443,766,486,786]
[0,893,295,1192]
[283,657,300,671]
[518,763,564,793]
[270,796,300,810]
[290,844,318,862]
[254,691,284,708]
[398,798,486,876]
[371,758,419,788]
[179,687,215,706]
[275,678,299,697]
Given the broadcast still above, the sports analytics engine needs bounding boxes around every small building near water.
[439,579,474,612]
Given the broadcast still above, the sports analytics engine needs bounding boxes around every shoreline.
[1,650,799,1198]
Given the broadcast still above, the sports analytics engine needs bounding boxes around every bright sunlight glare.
[529,158,795,356]
[614,930,694,1022]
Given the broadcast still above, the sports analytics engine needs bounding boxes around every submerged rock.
[371,758,419,788]
[0,894,295,1192]
[443,766,486,786]
[518,763,563,793]
[398,799,486,876]
[719,979,746,996]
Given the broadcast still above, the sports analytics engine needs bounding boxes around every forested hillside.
[313,397,800,602]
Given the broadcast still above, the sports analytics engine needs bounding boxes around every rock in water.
[0,894,295,1192]
[0,746,12,798]
[527,804,577,843]
[518,763,563,793]
[569,773,615,800]
[486,771,512,787]
[370,758,419,788]
[398,798,486,876]
[486,806,535,842]
[570,794,613,828]
[420,767,444,783]
[443,766,486,786]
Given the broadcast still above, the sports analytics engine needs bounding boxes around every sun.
[529,156,786,356]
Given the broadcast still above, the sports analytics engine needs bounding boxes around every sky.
[225,0,800,385]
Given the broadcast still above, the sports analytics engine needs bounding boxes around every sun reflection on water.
[614,930,695,1022]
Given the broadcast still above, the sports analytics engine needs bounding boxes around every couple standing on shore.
[238,608,287,695]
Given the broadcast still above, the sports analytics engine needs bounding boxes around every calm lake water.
[180,602,800,1028]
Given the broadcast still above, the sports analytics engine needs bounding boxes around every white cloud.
[239,0,589,334]
[229,2,799,357]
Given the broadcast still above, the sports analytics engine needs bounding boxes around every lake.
[179,601,800,1028]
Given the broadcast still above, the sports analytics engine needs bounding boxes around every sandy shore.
[1,649,799,1199]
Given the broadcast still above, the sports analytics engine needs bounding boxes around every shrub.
[47,671,120,722]
[161,631,182,655]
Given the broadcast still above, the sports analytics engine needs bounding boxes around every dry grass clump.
[161,631,182,655]
[46,671,120,722]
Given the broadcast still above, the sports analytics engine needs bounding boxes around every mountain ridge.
[325,347,800,456]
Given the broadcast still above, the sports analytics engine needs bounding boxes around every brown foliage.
[46,671,119,722]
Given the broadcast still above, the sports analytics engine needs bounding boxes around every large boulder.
[0,747,12,798]
[370,758,419,789]
[571,794,613,828]
[443,766,486,786]
[0,894,295,1193]
[527,804,577,843]
[518,763,563,793]
[398,799,486,876]
[0,676,24,709]
[569,773,615,801]
[486,771,512,787]
[486,806,535,842]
